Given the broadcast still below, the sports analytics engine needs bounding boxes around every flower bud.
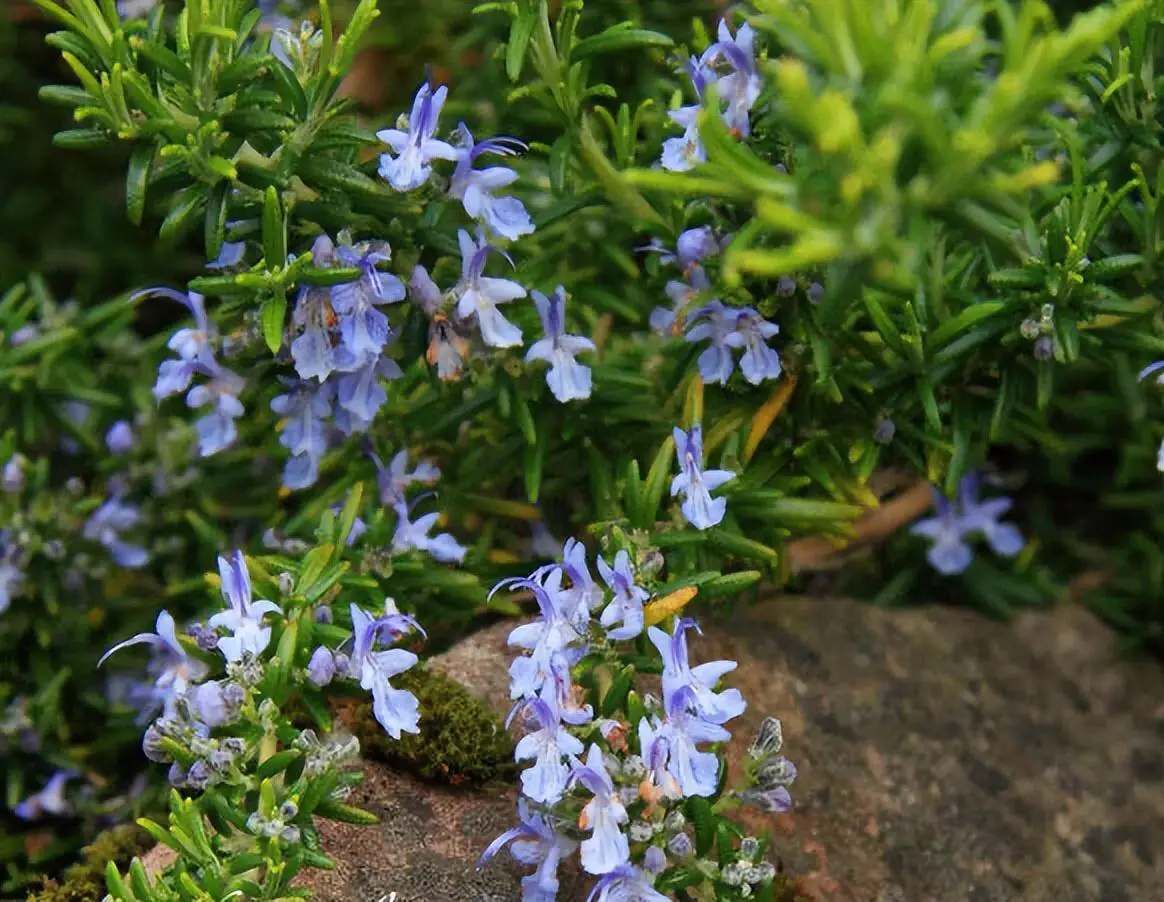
[643,845,666,874]
[629,822,654,842]
[279,799,299,819]
[776,276,797,297]
[314,604,334,624]
[807,281,824,303]
[740,836,760,860]
[748,716,784,758]
[667,832,693,857]
[307,646,336,687]
[1019,318,1041,340]
[1033,335,1054,360]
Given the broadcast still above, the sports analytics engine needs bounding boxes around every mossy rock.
[347,665,516,785]
[27,823,154,902]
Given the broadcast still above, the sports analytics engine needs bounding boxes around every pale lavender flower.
[99,611,209,716]
[360,647,420,738]
[479,798,577,902]
[187,359,246,457]
[105,420,135,454]
[909,486,973,575]
[0,534,22,614]
[271,379,333,490]
[185,679,238,727]
[671,424,735,529]
[330,238,406,364]
[455,228,526,347]
[496,566,585,700]
[14,771,73,820]
[371,449,441,508]
[290,283,336,382]
[335,353,403,425]
[348,598,426,672]
[660,56,717,172]
[450,123,534,241]
[676,227,720,269]
[307,646,337,687]
[956,472,1024,557]
[141,289,213,399]
[650,267,714,337]
[642,845,666,875]
[587,864,670,902]
[207,550,283,662]
[703,20,763,137]
[569,744,630,875]
[596,550,648,641]
[512,692,585,804]
[647,618,745,725]
[525,286,596,403]
[685,300,741,385]
[377,83,459,191]
[391,499,467,563]
[83,498,149,568]
[2,456,23,493]
[561,537,604,624]
[409,263,445,315]
[639,686,730,798]
[728,309,781,384]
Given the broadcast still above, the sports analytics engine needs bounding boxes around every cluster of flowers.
[909,472,1025,575]
[645,227,783,387]
[644,21,783,393]
[660,19,763,173]
[478,539,794,900]
[147,78,598,490]
[97,549,424,789]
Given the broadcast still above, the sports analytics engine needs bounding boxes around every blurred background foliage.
[8,0,1164,894]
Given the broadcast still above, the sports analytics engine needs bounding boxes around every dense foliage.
[5,0,1164,896]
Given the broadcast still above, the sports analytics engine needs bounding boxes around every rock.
[161,596,1164,902]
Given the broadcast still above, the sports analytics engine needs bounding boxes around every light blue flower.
[391,499,467,563]
[660,57,717,172]
[648,618,745,725]
[138,289,213,399]
[496,566,585,700]
[685,300,741,385]
[83,497,149,568]
[956,472,1024,557]
[525,286,596,403]
[479,798,577,902]
[187,359,246,457]
[0,533,22,614]
[451,124,534,241]
[569,744,630,875]
[596,550,648,641]
[661,105,705,172]
[586,864,670,902]
[307,646,337,687]
[290,282,337,382]
[728,309,781,384]
[704,19,762,137]
[455,229,526,348]
[639,685,730,798]
[360,647,420,738]
[671,424,735,529]
[105,420,135,454]
[371,449,441,508]
[331,237,406,363]
[349,598,426,671]
[271,379,333,488]
[512,692,585,804]
[14,771,74,821]
[99,611,209,717]
[650,267,714,337]
[207,550,283,662]
[909,486,974,575]
[335,353,402,424]
[377,82,459,192]
[561,537,603,627]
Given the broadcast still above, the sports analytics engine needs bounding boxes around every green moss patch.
[27,823,154,902]
[350,665,516,786]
